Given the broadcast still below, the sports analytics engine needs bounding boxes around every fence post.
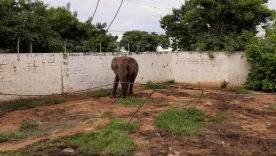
[64,39,67,53]
[100,42,102,53]
[17,37,20,54]
[128,42,130,52]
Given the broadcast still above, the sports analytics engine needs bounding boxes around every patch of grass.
[155,108,205,135]
[209,112,228,121]
[101,119,140,132]
[2,119,138,156]
[0,97,67,112]
[142,80,169,90]
[231,88,249,94]
[0,132,26,143]
[91,89,111,98]
[67,130,133,156]
[20,121,38,130]
[45,98,67,104]
[101,111,113,118]
[0,151,21,156]
[116,97,143,106]
[134,138,150,150]
[270,104,276,110]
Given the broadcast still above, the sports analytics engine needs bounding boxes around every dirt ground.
[0,86,276,156]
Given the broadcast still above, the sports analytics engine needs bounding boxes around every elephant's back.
[111,56,138,75]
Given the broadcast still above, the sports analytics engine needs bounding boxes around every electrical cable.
[91,0,101,23]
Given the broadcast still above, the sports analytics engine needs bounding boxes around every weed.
[101,119,140,132]
[91,89,111,98]
[231,88,249,94]
[0,132,26,143]
[221,80,229,88]
[45,98,67,104]
[116,97,143,106]
[167,79,175,84]
[20,121,38,130]
[208,52,215,60]
[155,108,205,135]
[67,130,134,156]
[270,104,276,110]
[209,112,228,121]
[87,119,96,123]
[101,111,113,118]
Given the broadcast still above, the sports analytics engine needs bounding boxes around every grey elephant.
[111,56,139,98]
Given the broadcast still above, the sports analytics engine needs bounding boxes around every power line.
[91,0,101,23]
[106,0,125,31]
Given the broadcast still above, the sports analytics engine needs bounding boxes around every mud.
[0,87,276,156]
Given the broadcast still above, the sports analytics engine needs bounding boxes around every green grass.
[0,97,67,112]
[101,111,113,118]
[0,132,26,143]
[155,108,205,135]
[0,119,139,156]
[91,89,111,98]
[66,119,139,155]
[67,130,133,156]
[142,80,169,90]
[230,88,249,94]
[116,97,144,106]
[209,112,228,121]
[270,104,276,110]
[20,121,38,130]
[0,151,21,156]
[101,119,140,132]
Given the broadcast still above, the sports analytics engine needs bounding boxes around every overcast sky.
[43,0,276,39]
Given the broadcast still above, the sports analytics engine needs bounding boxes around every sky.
[43,0,276,40]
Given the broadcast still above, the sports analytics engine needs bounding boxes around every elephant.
[111,56,139,98]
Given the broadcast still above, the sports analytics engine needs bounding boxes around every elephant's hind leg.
[129,76,136,95]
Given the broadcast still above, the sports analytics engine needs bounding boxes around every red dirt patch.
[0,87,276,155]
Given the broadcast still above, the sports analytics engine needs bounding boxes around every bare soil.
[0,86,276,156]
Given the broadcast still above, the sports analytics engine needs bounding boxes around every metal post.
[177,41,179,51]
[17,37,20,54]
[64,39,68,53]
[128,42,130,52]
[100,42,102,53]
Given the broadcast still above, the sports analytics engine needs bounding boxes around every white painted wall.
[172,52,251,87]
[0,52,251,101]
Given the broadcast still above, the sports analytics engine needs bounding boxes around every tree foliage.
[160,0,275,51]
[120,31,170,52]
[244,23,276,92]
[0,0,118,53]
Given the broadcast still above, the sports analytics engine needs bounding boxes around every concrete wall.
[0,52,250,101]
[172,52,251,87]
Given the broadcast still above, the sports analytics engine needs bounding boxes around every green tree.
[120,30,169,52]
[160,0,275,51]
[244,23,276,92]
[0,0,118,53]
